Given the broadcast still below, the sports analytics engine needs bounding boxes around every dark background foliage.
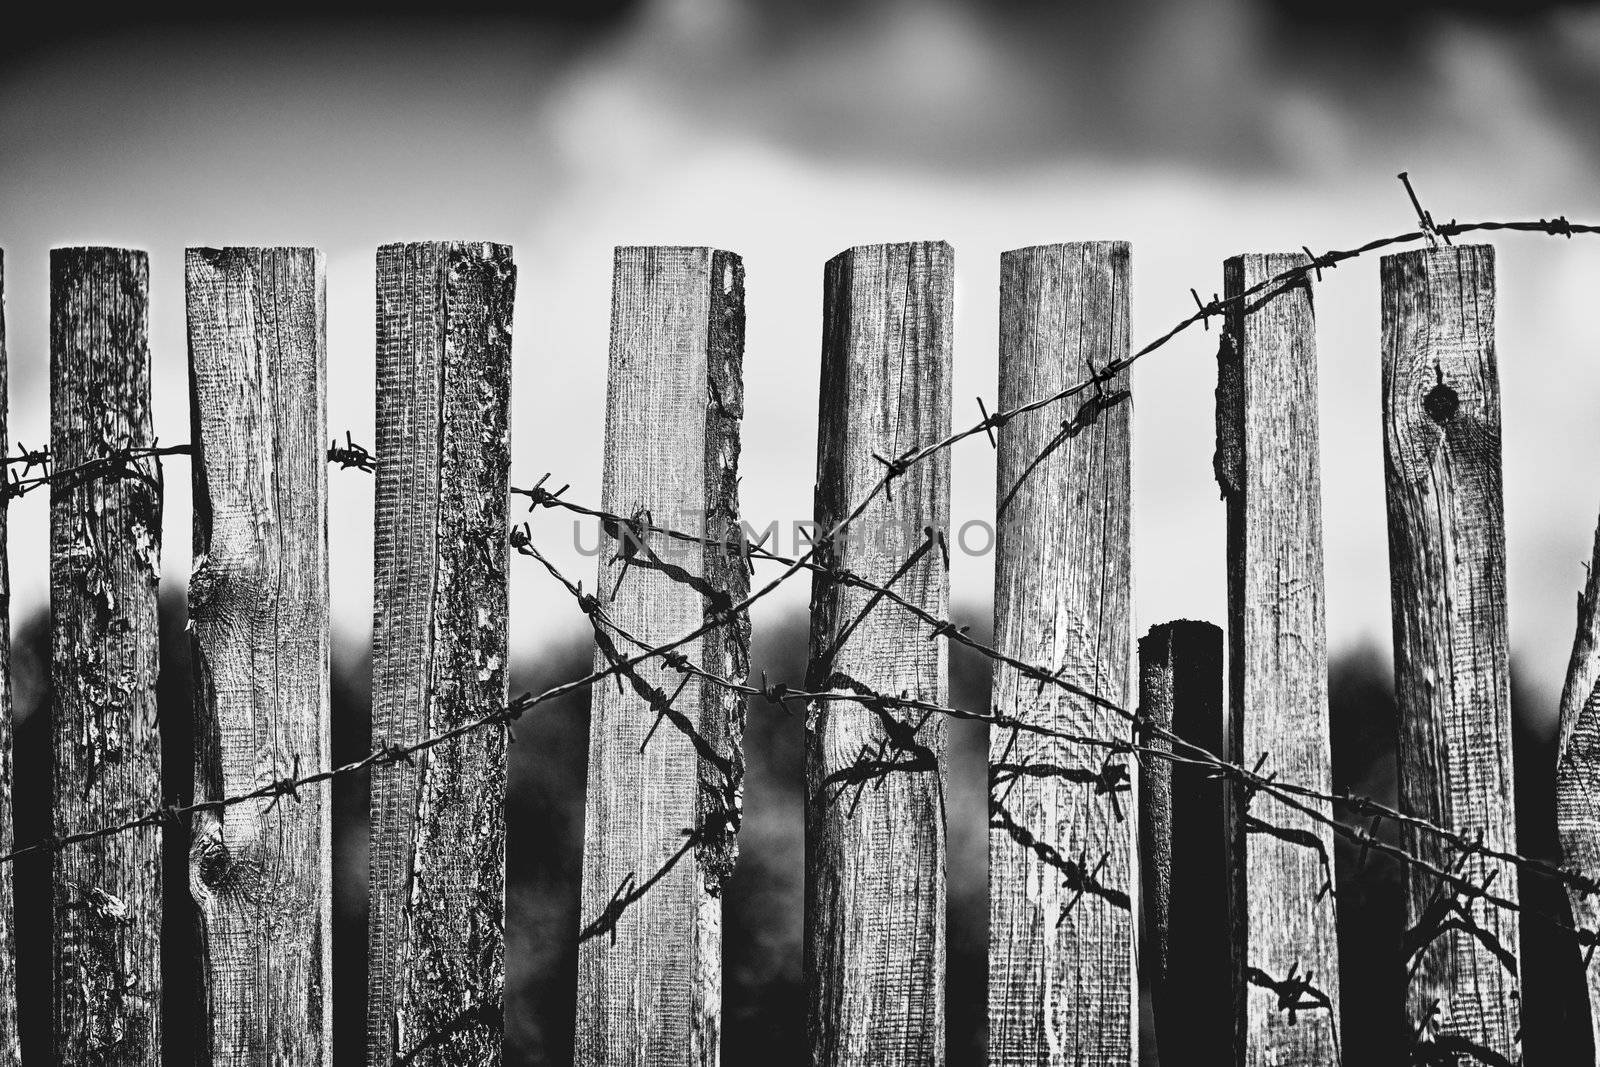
[7,596,1592,1064]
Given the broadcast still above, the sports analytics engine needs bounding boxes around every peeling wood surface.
[987,242,1134,1065]
[1217,252,1342,1065]
[368,242,514,1066]
[1382,245,1521,1061]
[49,247,163,1067]
[1558,510,1600,1058]
[576,247,748,1067]
[1138,620,1229,1065]
[805,241,951,1066]
[185,247,330,1067]
[0,251,15,1065]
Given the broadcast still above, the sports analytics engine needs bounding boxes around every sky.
[2,0,1600,730]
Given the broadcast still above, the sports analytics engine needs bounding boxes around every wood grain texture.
[49,248,163,1067]
[185,247,330,1067]
[0,250,15,1066]
[1137,620,1229,1066]
[576,246,748,1067]
[368,242,514,1066]
[1558,510,1600,1058]
[1382,245,1521,1061]
[987,242,1135,1065]
[805,241,951,1066]
[1216,253,1342,1065]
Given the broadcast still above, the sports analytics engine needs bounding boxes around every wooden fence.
[0,235,1590,1066]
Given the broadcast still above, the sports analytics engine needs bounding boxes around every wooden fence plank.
[805,241,951,1066]
[1557,508,1600,1055]
[1216,252,1343,1065]
[988,241,1134,1065]
[1138,619,1228,1065]
[576,246,748,1067]
[368,241,515,1065]
[0,249,15,1064]
[49,247,163,1066]
[1382,244,1521,1061]
[185,247,330,1066]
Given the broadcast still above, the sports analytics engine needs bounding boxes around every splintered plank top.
[806,241,952,1067]
[185,247,331,1067]
[988,241,1135,1066]
[49,247,163,1066]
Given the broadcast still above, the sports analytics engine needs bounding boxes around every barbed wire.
[0,433,378,500]
[511,468,1600,898]
[4,208,1599,975]
[509,522,1600,967]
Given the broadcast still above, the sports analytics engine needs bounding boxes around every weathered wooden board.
[806,241,951,1066]
[368,241,514,1065]
[1558,509,1600,1057]
[50,247,163,1066]
[988,241,1135,1065]
[1139,619,1229,1065]
[1383,244,1521,1063]
[576,246,748,1067]
[185,247,330,1067]
[1217,252,1342,1064]
[0,248,16,1064]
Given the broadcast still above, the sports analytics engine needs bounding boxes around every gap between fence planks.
[1558,507,1600,1056]
[1216,252,1343,1065]
[805,241,951,1066]
[987,241,1135,1065]
[50,247,164,1065]
[1138,619,1229,1065]
[368,242,515,1066]
[185,247,331,1066]
[0,250,14,1064]
[576,246,749,1067]
[1382,245,1522,1061]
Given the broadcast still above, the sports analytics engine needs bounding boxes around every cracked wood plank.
[805,241,951,1066]
[1216,253,1343,1065]
[1558,506,1600,1059]
[987,241,1135,1066]
[0,249,15,1065]
[575,246,748,1067]
[50,247,163,1067]
[368,242,515,1066]
[1138,619,1229,1065]
[185,247,330,1067]
[1383,245,1521,1062]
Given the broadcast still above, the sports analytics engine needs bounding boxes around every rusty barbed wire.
[3,213,1598,964]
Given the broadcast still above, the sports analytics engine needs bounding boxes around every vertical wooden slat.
[368,242,514,1065]
[1216,252,1342,1064]
[576,246,748,1067]
[805,241,951,1066]
[1557,509,1600,1054]
[1382,245,1521,1060]
[1138,619,1228,1065]
[49,247,163,1065]
[0,249,15,1064]
[987,241,1134,1064]
[185,247,330,1066]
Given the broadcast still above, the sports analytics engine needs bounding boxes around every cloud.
[536,0,1600,175]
